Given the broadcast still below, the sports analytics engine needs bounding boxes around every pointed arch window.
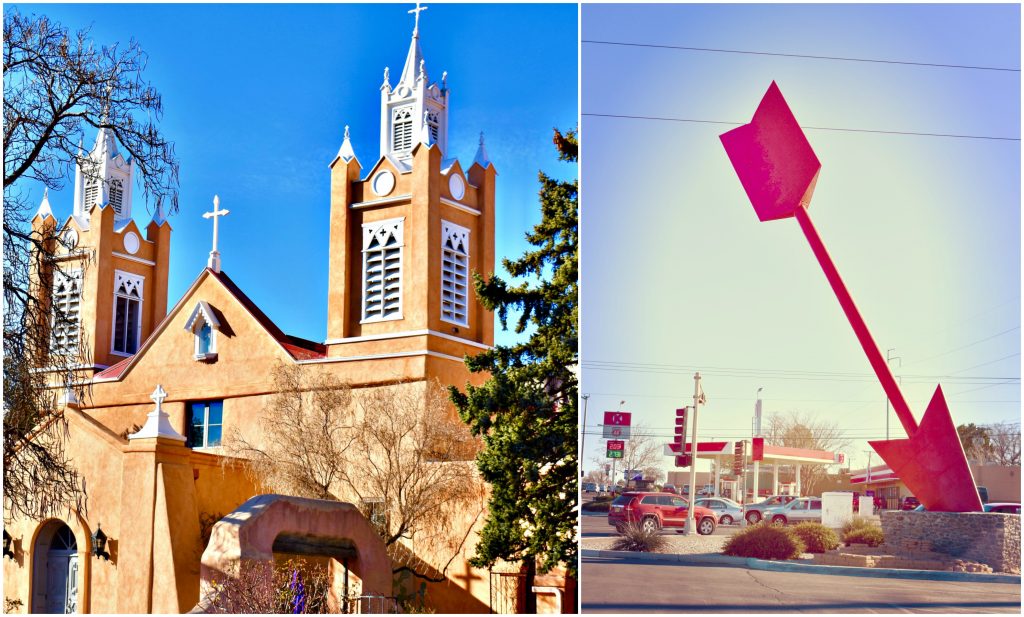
[441,221,470,326]
[392,106,414,153]
[184,301,221,361]
[51,268,82,354]
[109,178,124,216]
[83,180,101,210]
[426,110,440,143]
[111,270,144,355]
[362,218,404,323]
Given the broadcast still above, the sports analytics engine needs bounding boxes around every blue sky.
[17,3,578,347]
[581,3,1020,476]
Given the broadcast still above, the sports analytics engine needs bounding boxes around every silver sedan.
[695,497,744,525]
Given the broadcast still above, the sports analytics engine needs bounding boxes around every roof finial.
[409,2,428,37]
[36,188,54,220]
[202,195,230,273]
[473,131,492,168]
[418,58,426,83]
[382,66,391,90]
[338,125,357,163]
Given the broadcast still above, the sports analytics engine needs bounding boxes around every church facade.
[1,12,542,614]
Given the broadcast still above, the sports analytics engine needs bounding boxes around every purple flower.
[289,569,307,613]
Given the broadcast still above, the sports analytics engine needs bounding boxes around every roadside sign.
[752,437,764,462]
[606,440,625,459]
[733,440,747,475]
[602,411,631,439]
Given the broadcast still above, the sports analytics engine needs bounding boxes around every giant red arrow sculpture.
[720,82,982,512]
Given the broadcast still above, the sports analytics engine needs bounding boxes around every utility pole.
[686,372,704,535]
[885,349,901,441]
[581,394,590,478]
[752,386,763,507]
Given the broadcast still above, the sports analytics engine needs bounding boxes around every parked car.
[607,492,718,535]
[984,503,1021,514]
[695,497,744,525]
[901,496,920,511]
[762,497,823,525]
[663,484,678,495]
[913,502,1019,514]
[583,482,597,493]
[743,495,799,524]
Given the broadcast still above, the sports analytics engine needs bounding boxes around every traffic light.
[675,454,692,468]
[674,408,689,467]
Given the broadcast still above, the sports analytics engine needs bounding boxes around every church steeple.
[73,124,136,227]
[380,3,449,166]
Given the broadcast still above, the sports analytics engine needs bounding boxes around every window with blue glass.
[188,401,223,448]
[197,323,213,355]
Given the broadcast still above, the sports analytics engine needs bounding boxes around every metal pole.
[686,372,701,535]
[581,394,590,477]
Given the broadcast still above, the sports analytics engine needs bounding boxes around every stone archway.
[30,520,81,614]
[197,495,392,609]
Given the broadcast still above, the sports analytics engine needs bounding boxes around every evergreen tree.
[450,129,578,588]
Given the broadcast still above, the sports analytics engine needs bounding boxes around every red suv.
[608,492,717,535]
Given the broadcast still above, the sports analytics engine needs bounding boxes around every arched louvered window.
[109,178,124,216]
[112,270,144,355]
[361,218,404,322]
[392,107,414,153]
[441,221,469,326]
[426,111,440,143]
[51,269,82,354]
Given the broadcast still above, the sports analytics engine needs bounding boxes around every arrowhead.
[720,81,821,222]
[869,385,983,512]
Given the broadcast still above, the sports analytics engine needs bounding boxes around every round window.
[448,174,466,201]
[123,231,140,255]
[372,170,396,197]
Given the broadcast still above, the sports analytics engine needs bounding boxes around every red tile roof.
[95,356,133,379]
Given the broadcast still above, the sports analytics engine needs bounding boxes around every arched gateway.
[196,494,392,610]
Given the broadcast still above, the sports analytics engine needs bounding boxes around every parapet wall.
[880,511,1020,574]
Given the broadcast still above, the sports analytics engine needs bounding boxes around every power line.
[582,391,1019,404]
[901,326,1020,368]
[582,39,1021,73]
[583,112,1021,142]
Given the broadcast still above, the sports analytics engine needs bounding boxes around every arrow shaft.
[794,205,919,435]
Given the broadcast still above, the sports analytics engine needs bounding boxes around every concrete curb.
[581,549,747,567]
[745,558,1022,584]
[582,549,1021,584]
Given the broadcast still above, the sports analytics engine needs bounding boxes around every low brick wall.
[880,511,1020,573]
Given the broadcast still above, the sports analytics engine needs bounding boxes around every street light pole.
[686,372,703,535]
[581,394,590,478]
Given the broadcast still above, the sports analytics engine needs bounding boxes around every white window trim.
[110,270,144,356]
[440,220,470,327]
[184,300,221,361]
[51,268,83,354]
[391,106,414,155]
[361,217,405,324]
[188,400,224,449]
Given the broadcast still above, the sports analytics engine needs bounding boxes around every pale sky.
[580,3,1021,477]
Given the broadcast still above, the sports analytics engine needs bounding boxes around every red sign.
[752,437,764,462]
[604,412,631,426]
[607,440,625,451]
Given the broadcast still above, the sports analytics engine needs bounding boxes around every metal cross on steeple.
[409,3,428,36]
[203,195,230,273]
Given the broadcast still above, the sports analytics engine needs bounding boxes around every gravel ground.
[582,533,731,555]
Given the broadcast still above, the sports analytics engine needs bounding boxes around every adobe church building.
[3,11,565,614]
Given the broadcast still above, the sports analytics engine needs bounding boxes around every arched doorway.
[31,521,79,613]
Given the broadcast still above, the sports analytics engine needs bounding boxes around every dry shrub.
[790,522,840,553]
[206,558,332,613]
[722,522,805,560]
[843,526,884,547]
[610,521,668,553]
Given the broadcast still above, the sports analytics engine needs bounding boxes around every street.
[581,555,1021,613]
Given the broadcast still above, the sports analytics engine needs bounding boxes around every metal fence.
[488,568,527,614]
[342,594,401,614]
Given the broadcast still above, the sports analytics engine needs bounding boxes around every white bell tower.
[73,125,135,227]
[379,3,449,167]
